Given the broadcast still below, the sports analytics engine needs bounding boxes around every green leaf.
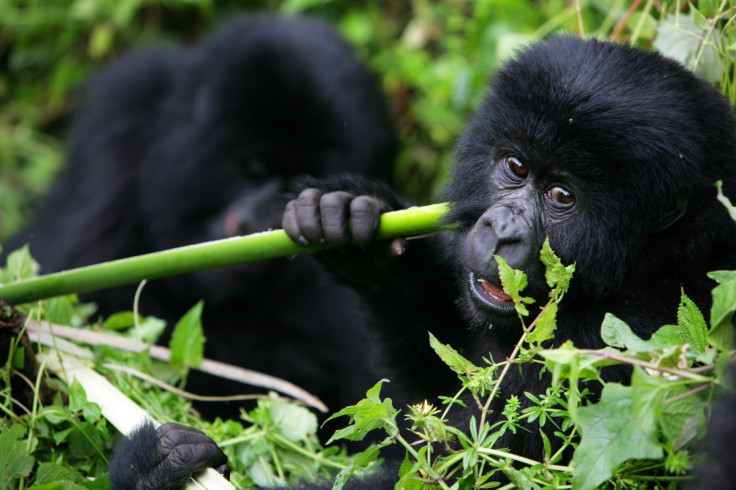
[124,316,167,344]
[42,295,77,324]
[268,399,317,443]
[540,238,575,299]
[68,423,103,460]
[6,245,39,281]
[331,445,382,490]
[572,383,662,490]
[0,424,35,484]
[630,367,668,430]
[32,462,83,485]
[429,332,479,376]
[325,379,399,444]
[68,379,88,413]
[169,301,205,370]
[104,311,139,330]
[600,314,650,351]
[708,269,736,351]
[12,346,25,370]
[677,290,707,355]
[526,301,557,344]
[655,13,722,84]
[660,386,702,448]
[496,255,534,316]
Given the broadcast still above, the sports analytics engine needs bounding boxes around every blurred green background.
[0,0,731,241]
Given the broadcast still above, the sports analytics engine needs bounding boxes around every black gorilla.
[3,15,397,415]
[109,36,736,488]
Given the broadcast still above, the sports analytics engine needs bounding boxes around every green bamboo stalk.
[0,203,450,305]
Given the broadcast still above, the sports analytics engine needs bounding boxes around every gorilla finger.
[283,200,308,245]
[350,196,389,248]
[320,191,354,247]
[169,442,228,474]
[296,188,325,244]
[157,423,217,452]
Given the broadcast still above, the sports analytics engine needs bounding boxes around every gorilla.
[109,36,736,488]
[3,15,396,416]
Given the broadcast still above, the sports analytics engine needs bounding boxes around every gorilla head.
[449,36,736,333]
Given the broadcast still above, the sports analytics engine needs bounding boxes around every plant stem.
[0,203,449,305]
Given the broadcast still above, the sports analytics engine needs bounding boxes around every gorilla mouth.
[468,272,516,314]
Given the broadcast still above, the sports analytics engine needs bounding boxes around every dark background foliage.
[4,0,715,240]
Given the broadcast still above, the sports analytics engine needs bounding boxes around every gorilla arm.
[283,175,465,401]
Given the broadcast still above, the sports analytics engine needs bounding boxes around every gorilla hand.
[283,187,407,285]
[109,422,228,490]
[283,188,392,249]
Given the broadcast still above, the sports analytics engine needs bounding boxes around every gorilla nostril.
[494,239,528,268]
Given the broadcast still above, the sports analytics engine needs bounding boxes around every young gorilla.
[109,37,736,488]
[3,16,396,416]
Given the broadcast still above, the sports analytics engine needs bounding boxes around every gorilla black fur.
[110,36,736,488]
[3,15,397,415]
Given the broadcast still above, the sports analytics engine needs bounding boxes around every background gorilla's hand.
[108,422,227,490]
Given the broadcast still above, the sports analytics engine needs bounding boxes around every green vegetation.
[327,238,735,489]
[1,1,736,489]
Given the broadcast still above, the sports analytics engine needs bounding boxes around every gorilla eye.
[505,157,528,178]
[546,186,574,205]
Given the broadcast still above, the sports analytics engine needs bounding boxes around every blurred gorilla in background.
[2,15,397,415]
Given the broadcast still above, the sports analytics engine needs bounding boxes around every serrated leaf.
[0,424,34,483]
[68,423,103,460]
[540,238,575,299]
[572,383,662,490]
[331,445,382,490]
[169,301,205,370]
[429,332,479,376]
[326,379,399,444]
[496,255,534,316]
[677,290,707,354]
[526,301,557,344]
[33,462,83,485]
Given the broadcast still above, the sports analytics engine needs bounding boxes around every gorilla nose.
[472,206,536,270]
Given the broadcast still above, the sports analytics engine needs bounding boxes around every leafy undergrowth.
[327,238,735,490]
[1,235,734,490]
[0,246,353,489]
[1,192,736,489]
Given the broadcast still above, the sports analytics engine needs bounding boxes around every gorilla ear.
[652,192,690,233]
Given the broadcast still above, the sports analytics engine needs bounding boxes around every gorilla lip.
[469,272,516,312]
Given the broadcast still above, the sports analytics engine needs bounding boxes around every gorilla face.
[448,36,736,332]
